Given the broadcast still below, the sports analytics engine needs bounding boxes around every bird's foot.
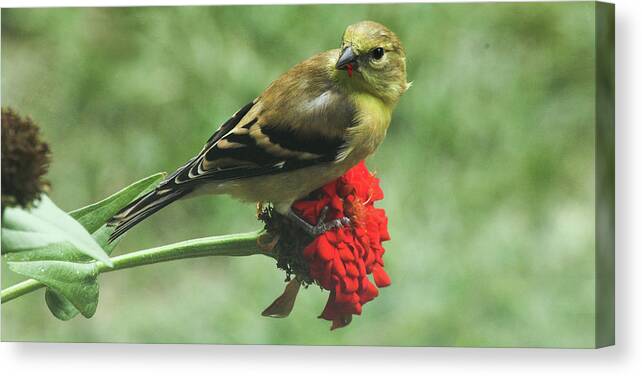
[287,206,351,237]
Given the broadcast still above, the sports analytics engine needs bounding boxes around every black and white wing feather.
[108,98,348,241]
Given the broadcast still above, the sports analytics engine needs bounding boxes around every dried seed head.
[258,204,314,286]
[1,107,51,212]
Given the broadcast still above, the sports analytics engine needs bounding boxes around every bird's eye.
[372,47,385,60]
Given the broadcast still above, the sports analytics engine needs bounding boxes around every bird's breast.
[345,93,392,161]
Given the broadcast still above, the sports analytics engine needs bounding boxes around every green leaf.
[8,260,99,318]
[92,224,122,255]
[45,290,80,321]
[69,172,165,233]
[2,197,109,320]
[5,220,124,264]
[38,174,162,320]
[2,196,112,266]
[41,225,123,320]
[3,241,89,262]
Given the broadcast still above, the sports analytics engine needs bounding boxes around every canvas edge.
[594,0,615,349]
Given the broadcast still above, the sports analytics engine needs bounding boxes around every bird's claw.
[309,216,351,236]
[287,206,351,237]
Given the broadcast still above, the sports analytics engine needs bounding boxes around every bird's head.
[335,21,410,104]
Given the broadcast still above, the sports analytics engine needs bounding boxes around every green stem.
[1,279,45,302]
[1,229,272,303]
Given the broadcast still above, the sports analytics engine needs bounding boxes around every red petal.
[372,265,391,287]
[321,261,334,288]
[317,236,336,261]
[364,249,375,268]
[338,183,355,198]
[370,183,384,202]
[353,302,363,315]
[342,277,358,293]
[324,230,338,244]
[360,278,379,303]
[356,258,367,275]
[337,244,355,261]
[331,195,344,212]
[345,262,359,277]
[335,285,357,304]
[321,180,338,197]
[332,257,347,276]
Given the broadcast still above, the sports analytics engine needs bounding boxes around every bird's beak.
[336,46,358,70]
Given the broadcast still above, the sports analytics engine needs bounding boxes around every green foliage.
[2,195,111,265]
[44,173,165,320]
[2,173,164,319]
[45,288,81,321]
[9,260,99,318]
[69,172,166,233]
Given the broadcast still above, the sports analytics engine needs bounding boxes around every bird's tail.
[107,187,191,243]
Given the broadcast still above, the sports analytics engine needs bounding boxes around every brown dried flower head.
[1,107,51,211]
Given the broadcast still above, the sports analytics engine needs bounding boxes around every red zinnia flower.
[291,161,391,330]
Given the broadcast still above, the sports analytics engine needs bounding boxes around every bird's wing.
[159,97,351,190]
[108,95,351,242]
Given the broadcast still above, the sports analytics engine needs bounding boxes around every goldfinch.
[109,20,409,241]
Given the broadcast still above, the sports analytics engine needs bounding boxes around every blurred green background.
[1,2,599,347]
